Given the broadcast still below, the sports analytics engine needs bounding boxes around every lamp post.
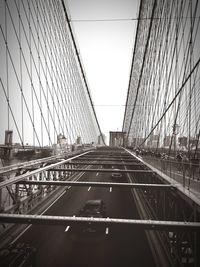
[172,124,180,151]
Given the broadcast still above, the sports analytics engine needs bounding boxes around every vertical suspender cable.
[61,0,105,145]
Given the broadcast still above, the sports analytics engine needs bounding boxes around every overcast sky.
[67,0,139,143]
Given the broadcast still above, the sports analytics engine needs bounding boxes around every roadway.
[8,150,156,266]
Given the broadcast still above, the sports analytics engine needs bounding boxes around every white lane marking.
[106,227,109,235]
[88,186,91,191]
[12,163,94,244]
[65,226,70,232]
[65,216,75,232]
[96,172,99,176]
[110,187,112,192]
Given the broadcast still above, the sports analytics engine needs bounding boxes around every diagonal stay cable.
[61,0,106,145]
[122,0,143,131]
[127,0,157,138]
[139,55,200,147]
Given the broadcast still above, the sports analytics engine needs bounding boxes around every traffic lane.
[85,167,138,215]
[43,169,136,220]
[42,170,107,216]
[81,170,155,266]
[98,161,155,266]
[63,171,155,267]
[14,170,108,266]
[96,171,139,219]
[65,228,155,267]
[70,177,155,266]
[14,168,155,266]
[16,224,107,267]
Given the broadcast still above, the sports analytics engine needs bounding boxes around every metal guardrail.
[65,162,143,166]
[0,213,200,231]
[73,158,138,162]
[17,180,173,189]
[125,149,200,206]
[0,149,95,175]
[0,151,90,189]
[25,168,153,173]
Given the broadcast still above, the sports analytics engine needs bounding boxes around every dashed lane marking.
[88,186,91,191]
[65,216,75,232]
[65,226,70,232]
[106,227,109,235]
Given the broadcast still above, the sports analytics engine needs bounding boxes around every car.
[79,199,106,217]
[68,200,109,239]
[111,169,122,179]
[78,200,107,233]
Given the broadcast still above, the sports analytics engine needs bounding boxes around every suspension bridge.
[0,0,200,266]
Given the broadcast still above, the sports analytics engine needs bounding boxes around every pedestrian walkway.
[143,157,200,200]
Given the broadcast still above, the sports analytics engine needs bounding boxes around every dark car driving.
[78,200,107,233]
[111,169,122,179]
[68,200,109,240]
[79,200,106,217]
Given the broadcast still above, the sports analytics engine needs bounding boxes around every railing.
[139,155,200,195]
[0,150,93,213]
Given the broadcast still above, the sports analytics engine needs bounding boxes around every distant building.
[150,135,159,141]
[189,138,198,149]
[136,137,146,147]
[109,131,126,147]
[5,130,13,146]
[76,136,82,145]
[130,137,146,147]
[147,135,159,148]
[178,136,187,147]
[98,134,106,145]
[57,134,67,146]
[131,138,137,147]
[163,135,176,148]
[163,136,171,147]
[54,134,69,155]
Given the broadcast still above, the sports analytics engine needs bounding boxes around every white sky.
[67,0,139,144]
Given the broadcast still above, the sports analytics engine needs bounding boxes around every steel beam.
[0,154,66,175]
[32,168,153,173]
[74,158,138,162]
[17,180,173,189]
[63,162,143,166]
[0,151,90,189]
[125,149,200,208]
[0,213,199,231]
